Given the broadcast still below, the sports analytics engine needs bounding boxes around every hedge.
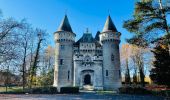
[119,86,152,95]
[60,87,79,93]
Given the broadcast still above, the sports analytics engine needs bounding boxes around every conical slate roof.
[57,15,73,33]
[95,31,100,41]
[102,15,118,32]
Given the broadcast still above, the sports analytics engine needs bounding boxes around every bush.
[31,86,58,94]
[60,87,79,93]
[119,86,152,95]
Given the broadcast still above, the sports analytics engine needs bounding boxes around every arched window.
[111,54,114,61]
[59,59,63,65]
[106,70,108,77]
[68,70,70,81]
[60,45,65,50]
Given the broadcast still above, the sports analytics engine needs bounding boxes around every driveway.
[0,92,166,100]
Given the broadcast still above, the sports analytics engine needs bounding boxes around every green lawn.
[0,86,23,92]
[96,90,117,94]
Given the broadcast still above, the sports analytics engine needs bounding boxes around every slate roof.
[74,32,101,46]
[57,15,73,33]
[102,15,118,32]
[95,31,100,41]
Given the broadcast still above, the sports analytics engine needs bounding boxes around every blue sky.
[0,0,138,46]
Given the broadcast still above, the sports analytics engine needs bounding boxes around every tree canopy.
[123,0,170,47]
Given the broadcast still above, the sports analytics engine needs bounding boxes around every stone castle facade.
[53,15,122,90]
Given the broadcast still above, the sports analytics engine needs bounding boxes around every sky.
[0,0,137,46]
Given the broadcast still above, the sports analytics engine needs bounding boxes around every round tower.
[100,15,121,90]
[53,15,76,88]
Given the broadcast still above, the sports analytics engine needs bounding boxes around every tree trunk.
[158,0,169,34]
[5,65,9,92]
[125,58,131,85]
[139,61,145,87]
[30,37,42,88]
[158,0,170,55]
[22,41,27,91]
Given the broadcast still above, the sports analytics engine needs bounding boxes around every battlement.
[100,31,121,42]
[54,31,76,43]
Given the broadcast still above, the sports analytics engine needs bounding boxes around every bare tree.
[29,29,47,88]
[121,44,152,87]
[17,24,35,91]
[130,45,151,87]
[121,44,131,85]
[0,18,24,65]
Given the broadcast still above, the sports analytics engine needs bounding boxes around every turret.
[100,15,121,90]
[53,15,76,89]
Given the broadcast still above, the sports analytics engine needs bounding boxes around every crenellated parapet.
[100,31,121,42]
[54,31,76,43]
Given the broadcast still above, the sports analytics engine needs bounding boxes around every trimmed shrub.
[60,87,79,93]
[119,86,152,95]
[31,86,58,94]
[31,87,42,94]
[49,87,58,94]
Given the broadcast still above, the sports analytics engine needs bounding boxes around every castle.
[53,15,122,90]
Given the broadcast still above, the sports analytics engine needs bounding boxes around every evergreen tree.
[123,0,170,87]
[150,42,170,87]
[123,0,170,47]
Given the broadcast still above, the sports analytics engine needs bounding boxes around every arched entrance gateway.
[80,70,94,90]
[84,74,91,85]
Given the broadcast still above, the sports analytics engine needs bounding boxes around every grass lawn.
[0,86,23,92]
[96,90,117,94]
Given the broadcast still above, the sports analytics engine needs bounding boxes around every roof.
[74,32,101,46]
[57,15,73,33]
[102,15,118,32]
[76,33,95,43]
[95,31,100,41]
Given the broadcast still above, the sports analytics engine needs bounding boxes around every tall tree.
[130,45,150,87]
[121,44,151,86]
[0,18,24,65]
[121,44,131,85]
[18,24,35,91]
[123,0,170,47]
[29,29,46,88]
[150,40,170,87]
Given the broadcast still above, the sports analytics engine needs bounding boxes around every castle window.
[60,45,65,50]
[111,54,114,61]
[68,70,70,80]
[60,59,63,65]
[106,70,108,77]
